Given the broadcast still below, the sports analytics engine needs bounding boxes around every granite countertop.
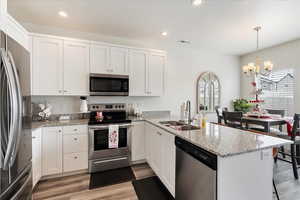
[145,118,293,157]
[32,119,89,129]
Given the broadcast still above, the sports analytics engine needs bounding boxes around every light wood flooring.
[33,161,300,200]
[32,163,155,200]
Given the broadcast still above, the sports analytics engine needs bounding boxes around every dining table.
[241,115,300,164]
[241,115,287,133]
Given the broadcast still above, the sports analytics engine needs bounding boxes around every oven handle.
[88,124,132,130]
[93,157,128,164]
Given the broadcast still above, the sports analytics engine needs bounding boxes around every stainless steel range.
[88,103,132,173]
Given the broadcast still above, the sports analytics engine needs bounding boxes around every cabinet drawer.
[63,125,87,135]
[63,152,88,172]
[63,134,88,154]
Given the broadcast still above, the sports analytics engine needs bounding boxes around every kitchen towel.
[109,125,119,148]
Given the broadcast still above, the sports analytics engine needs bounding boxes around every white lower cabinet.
[32,128,42,188]
[131,122,146,162]
[41,127,63,176]
[41,125,88,177]
[144,122,175,197]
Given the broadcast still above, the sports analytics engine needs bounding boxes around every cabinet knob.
[74,156,78,159]
[64,90,68,92]
[74,129,78,131]
[32,136,36,139]
[157,131,162,136]
[74,138,78,141]
[59,130,62,133]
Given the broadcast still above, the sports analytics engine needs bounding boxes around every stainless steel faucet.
[186,100,192,124]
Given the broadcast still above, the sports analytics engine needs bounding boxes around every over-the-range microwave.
[89,73,129,96]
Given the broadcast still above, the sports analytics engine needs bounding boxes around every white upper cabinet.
[110,47,128,74]
[148,52,165,96]
[32,37,63,95]
[129,50,148,96]
[129,49,165,96]
[90,44,110,74]
[63,40,90,96]
[90,44,128,75]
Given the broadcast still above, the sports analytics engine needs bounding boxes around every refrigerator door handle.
[1,48,18,170]
[7,50,23,166]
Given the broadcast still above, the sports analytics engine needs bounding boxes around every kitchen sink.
[159,121,200,131]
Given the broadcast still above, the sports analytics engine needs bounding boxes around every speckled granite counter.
[145,118,292,157]
[32,119,89,129]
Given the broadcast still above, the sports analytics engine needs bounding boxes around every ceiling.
[8,0,300,55]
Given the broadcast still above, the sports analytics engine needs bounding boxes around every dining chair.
[223,111,243,129]
[277,113,300,179]
[215,106,228,124]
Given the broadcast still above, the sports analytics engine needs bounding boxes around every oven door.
[88,124,131,160]
[89,74,129,96]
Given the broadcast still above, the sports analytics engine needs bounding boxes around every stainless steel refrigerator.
[0,31,32,200]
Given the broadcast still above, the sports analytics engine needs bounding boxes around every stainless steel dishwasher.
[175,137,217,200]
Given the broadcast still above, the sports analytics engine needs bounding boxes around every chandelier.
[242,26,274,76]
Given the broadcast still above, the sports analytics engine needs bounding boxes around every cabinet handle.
[74,129,78,131]
[64,90,68,92]
[32,136,36,139]
[157,131,162,136]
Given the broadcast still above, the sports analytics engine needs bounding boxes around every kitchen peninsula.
[138,118,292,200]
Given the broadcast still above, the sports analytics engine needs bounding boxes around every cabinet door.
[63,40,90,96]
[152,128,163,178]
[131,122,146,162]
[148,52,165,96]
[32,128,42,188]
[161,131,176,196]
[42,127,63,176]
[129,50,148,96]
[90,44,110,74]
[32,37,63,95]
[145,123,153,166]
[110,47,128,75]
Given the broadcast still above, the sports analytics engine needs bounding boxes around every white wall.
[28,23,240,118]
[240,39,300,113]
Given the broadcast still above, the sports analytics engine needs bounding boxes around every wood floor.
[32,163,155,200]
[33,161,300,200]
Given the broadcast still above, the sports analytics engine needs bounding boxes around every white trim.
[30,32,167,55]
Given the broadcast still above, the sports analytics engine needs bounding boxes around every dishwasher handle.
[175,137,217,170]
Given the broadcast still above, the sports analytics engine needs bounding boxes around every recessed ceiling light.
[191,0,203,7]
[161,31,168,36]
[58,11,68,18]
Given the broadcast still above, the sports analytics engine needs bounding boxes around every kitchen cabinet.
[32,35,90,96]
[42,127,63,176]
[32,37,63,95]
[90,44,110,74]
[129,50,148,96]
[90,44,128,75]
[131,122,146,162]
[63,40,90,96]
[62,125,88,173]
[129,49,165,96]
[148,52,165,96]
[41,125,88,176]
[144,122,175,197]
[32,128,42,188]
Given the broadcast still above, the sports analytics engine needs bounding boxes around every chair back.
[223,111,243,128]
[291,114,300,139]
[266,109,285,117]
[215,106,229,124]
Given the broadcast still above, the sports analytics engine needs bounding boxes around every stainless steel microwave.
[89,73,129,96]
